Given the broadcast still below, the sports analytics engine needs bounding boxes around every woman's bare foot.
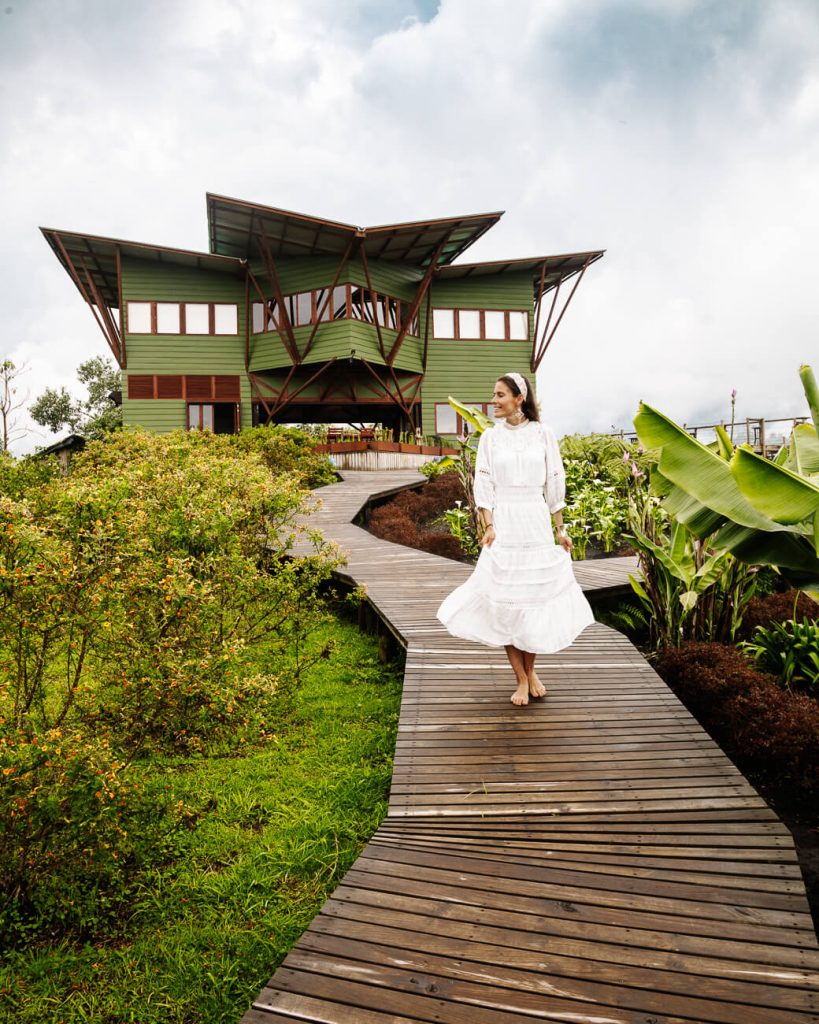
[528,669,547,698]
[511,680,529,706]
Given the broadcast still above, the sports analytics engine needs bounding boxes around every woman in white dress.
[436,372,594,706]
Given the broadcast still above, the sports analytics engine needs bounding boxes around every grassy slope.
[1,615,402,1024]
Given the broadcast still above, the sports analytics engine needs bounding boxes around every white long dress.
[435,418,594,654]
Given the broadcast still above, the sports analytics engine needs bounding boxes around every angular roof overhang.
[206,193,503,267]
[41,227,245,307]
[435,251,605,298]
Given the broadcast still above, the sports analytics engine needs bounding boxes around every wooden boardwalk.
[242,470,819,1024]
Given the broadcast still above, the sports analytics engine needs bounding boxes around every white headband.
[506,372,528,401]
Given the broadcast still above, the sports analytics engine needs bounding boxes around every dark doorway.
[187,403,239,434]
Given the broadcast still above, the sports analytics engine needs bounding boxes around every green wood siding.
[249,256,422,299]
[427,271,533,312]
[120,398,188,433]
[249,322,423,374]
[121,257,249,431]
[420,273,535,437]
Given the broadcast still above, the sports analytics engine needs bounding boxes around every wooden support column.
[256,228,299,364]
[388,234,450,367]
[80,258,124,367]
[358,240,388,364]
[301,238,354,362]
[52,234,123,367]
[532,256,594,372]
[115,245,126,368]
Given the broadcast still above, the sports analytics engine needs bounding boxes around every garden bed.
[654,589,819,931]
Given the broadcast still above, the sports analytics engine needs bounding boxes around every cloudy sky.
[2,0,818,451]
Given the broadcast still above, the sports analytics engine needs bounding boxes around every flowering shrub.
[0,727,189,941]
[229,423,336,489]
[0,429,340,940]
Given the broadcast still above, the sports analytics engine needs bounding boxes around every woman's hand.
[557,529,573,554]
[480,524,496,548]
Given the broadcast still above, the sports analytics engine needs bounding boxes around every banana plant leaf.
[447,396,494,435]
[629,524,693,586]
[730,445,819,525]
[800,364,819,432]
[787,423,819,478]
[715,424,734,460]
[634,403,795,533]
[635,400,819,597]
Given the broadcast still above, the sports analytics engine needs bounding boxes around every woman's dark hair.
[497,374,540,422]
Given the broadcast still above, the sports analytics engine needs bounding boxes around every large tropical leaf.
[800,364,819,432]
[635,395,819,598]
[634,403,794,533]
[629,524,692,586]
[714,521,819,573]
[651,466,725,537]
[447,396,494,435]
[730,446,819,525]
[787,423,819,478]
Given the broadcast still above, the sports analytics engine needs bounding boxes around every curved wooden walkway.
[242,470,819,1024]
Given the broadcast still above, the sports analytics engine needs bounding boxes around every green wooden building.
[42,195,602,438]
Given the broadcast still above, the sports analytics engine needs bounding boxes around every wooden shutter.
[185,375,213,400]
[127,375,154,399]
[156,375,183,399]
[214,375,240,401]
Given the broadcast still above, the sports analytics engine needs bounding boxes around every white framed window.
[433,308,455,338]
[251,302,265,333]
[295,292,312,326]
[458,310,481,339]
[127,301,152,333]
[185,303,210,334]
[484,310,505,339]
[156,303,180,334]
[509,311,529,340]
[213,304,238,335]
[434,401,493,435]
[434,403,458,434]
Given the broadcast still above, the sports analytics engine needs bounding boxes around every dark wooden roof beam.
[531,255,594,372]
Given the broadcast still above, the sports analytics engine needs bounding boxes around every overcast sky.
[2,0,818,452]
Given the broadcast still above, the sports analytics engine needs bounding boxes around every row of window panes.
[126,301,239,336]
[252,284,418,335]
[434,402,497,435]
[432,308,529,341]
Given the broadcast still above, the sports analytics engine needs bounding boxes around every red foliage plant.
[368,472,470,560]
[739,588,819,638]
[656,642,819,803]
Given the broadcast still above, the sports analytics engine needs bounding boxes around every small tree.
[30,356,121,439]
[0,360,29,452]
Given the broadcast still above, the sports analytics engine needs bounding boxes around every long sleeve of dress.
[542,423,566,514]
[472,429,495,511]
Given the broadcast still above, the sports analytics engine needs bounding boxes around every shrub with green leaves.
[229,423,336,489]
[0,430,340,755]
[0,728,189,942]
[560,434,649,559]
[0,429,341,942]
[739,618,819,693]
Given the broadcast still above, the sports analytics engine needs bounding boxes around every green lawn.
[0,614,403,1024]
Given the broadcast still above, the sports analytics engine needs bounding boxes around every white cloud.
[2,0,818,453]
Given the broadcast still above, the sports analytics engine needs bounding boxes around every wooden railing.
[611,416,810,458]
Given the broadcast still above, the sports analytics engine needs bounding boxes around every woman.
[436,372,594,706]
